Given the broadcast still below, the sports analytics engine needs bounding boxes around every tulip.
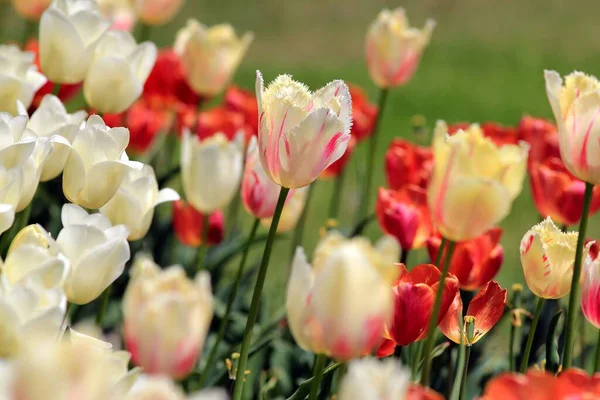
[62,115,141,209]
[0,45,47,114]
[286,232,398,360]
[197,107,253,143]
[39,0,111,84]
[24,94,87,181]
[581,242,600,328]
[56,204,130,304]
[520,217,591,299]
[0,205,15,236]
[449,122,520,147]
[98,0,137,31]
[321,136,356,179]
[439,281,507,345]
[100,165,179,241]
[143,49,199,108]
[347,84,378,142]
[181,129,243,214]
[427,228,504,291]
[518,116,560,166]
[545,71,600,184]
[123,257,214,379]
[172,200,224,247]
[134,0,185,26]
[225,85,259,136]
[365,8,435,88]
[428,121,529,242]
[256,72,353,188]
[385,138,433,191]
[175,20,253,96]
[376,185,432,252]
[84,30,157,113]
[11,0,52,20]
[127,375,227,400]
[260,185,309,233]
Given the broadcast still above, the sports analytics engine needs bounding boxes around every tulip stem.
[563,182,594,369]
[458,346,472,400]
[520,296,545,373]
[232,187,290,400]
[421,239,456,386]
[400,248,411,265]
[434,237,447,266]
[328,168,346,221]
[290,183,314,259]
[593,329,600,373]
[308,354,327,400]
[198,218,260,388]
[195,214,210,271]
[357,88,389,222]
[95,285,112,327]
[52,83,61,97]
[508,285,523,372]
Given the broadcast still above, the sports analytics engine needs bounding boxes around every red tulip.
[224,86,259,136]
[385,139,433,191]
[321,136,356,179]
[426,228,504,291]
[407,385,444,400]
[196,106,253,143]
[172,200,224,247]
[517,116,560,166]
[439,281,506,345]
[348,84,378,142]
[376,186,432,251]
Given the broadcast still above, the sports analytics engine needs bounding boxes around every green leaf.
[286,362,341,400]
[546,309,563,374]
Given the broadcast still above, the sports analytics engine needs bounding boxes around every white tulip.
[56,204,130,305]
[101,165,179,241]
[84,30,157,113]
[40,0,111,84]
[338,358,410,400]
[0,204,14,236]
[0,45,47,114]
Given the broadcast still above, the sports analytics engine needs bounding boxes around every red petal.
[389,282,435,345]
[466,281,507,343]
[375,338,396,358]
[437,290,463,344]
[406,384,444,400]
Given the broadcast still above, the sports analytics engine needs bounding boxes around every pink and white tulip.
[582,244,600,328]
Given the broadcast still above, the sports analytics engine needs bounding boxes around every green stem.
[289,183,314,259]
[434,237,447,266]
[411,341,423,380]
[95,285,112,327]
[232,187,290,400]
[328,168,346,221]
[52,83,61,97]
[226,194,242,235]
[198,218,260,388]
[308,354,327,400]
[594,329,600,373]
[520,297,545,373]
[195,214,210,271]
[563,182,594,369]
[458,346,472,400]
[420,239,455,386]
[357,88,389,221]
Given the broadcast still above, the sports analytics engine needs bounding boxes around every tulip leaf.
[286,361,342,400]
[545,310,563,374]
[205,232,287,271]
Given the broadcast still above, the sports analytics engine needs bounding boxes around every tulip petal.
[466,281,507,344]
[438,291,463,344]
[0,204,14,236]
[390,282,435,345]
[81,160,130,209]
[286,247,314,351]
[84,57,142,114]
[62,149,86,205]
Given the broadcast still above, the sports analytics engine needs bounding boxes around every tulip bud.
[181,129,243,214]
[123,257,214,379]
[172,200,224,247]
[365,8,435,88]
[260,185,309,233]
[40,0,111,84]
[256,72,353,188]
[11,0,52,20]
[439,281,507,345]
[62,115,141,209]
[286,232,398,360]
[520,217,592,299]
[134,0,185,26]
[0,45,47,114]
[427,121,529,241]
[56,204,130,304]
[582,243,600,328]
[101,165,179,241]
[84,30,157,113]
[174,20,253,96]
[545,70,600,185]
[385,138,433,191]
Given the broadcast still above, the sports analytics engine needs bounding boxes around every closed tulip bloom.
[385,138,433,191]
[545,70,600,184]
[84,30,157,113]
[24,95,87,181]
[62,115,141,209]
[224,85,259,135]
[428,121,529,242]
[286,232,398,360]
[518,116,560,166]
[439,281,507,345]
[260,185,309,233]
[134,0,185,26]
[172,200,224,247]
[0,45,47,114]
[123,257,214,379]
[256,72,353,188]
[40,0,111,84]
[520,217,591,299]
[181,129,243,214]
[11,0,52,20]
[365,8,435,88]
[56,204,130,304]
[175,20,253,96]
[581,243,600,328]
[101,165,179,241]
[427,228,504,291]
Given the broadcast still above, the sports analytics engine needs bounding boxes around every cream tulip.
[260,185,309,233]
[123,256,213,379]
[174,20,253,96]
[11,0,52,20]
[56,204,130,305]
[101,165,179,241]
[256,72,352,188]
[181,129,243,214]
[365,8,435,88]
[338,358,410,400]
[0,45,47,114]
[133,0,184,26]
[23,95,87,181]
[427,121,529,241]
[0,204,14,236]
[84,30,157,113]
[62,115,142,209]
[40,0,111,84]
[126,375,228,400]
[545,70,600,184]
[286,232,398,360]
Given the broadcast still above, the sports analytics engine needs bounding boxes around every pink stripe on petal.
[577,107,600,171]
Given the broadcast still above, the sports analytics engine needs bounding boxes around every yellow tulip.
[427,121,529,241]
